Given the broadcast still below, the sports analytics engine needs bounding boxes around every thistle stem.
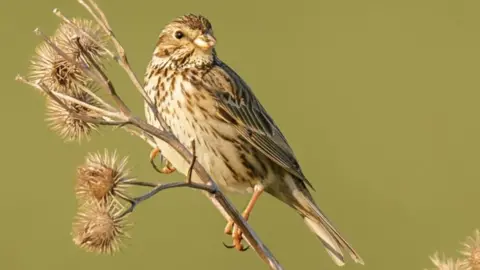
[52,90,122,119]
[77,83,116,111]
[119,181,216,219]
[78,0,168,133]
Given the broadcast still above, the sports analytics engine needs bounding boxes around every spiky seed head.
[29,42,87,94]
[460,230,480,270]
[76,149,132,203]
[72,201,130,254]
[45,90,101,142]
[55,18,109,64]
[428,253,467,270]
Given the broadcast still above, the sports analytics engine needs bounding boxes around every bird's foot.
[223,214,250,252]
[222,185,264,252]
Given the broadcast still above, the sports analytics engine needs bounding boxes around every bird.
[143,14,364,266]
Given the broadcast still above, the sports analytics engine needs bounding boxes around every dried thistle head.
[73,201,130,254]
[460,230,480,270]
[45,89,101,142]
[29,42,87,94]
[428,253,467,270]
[55,18,108,63]
[76,150,132,203]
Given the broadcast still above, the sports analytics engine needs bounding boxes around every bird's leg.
[224,184,264,252]
[149,147,176,174]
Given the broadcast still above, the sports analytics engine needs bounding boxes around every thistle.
[29,41,87,94]
[45,88,102,142]
[428,253,467,270]
[76,149,132,203]
[428,230,480,270]
[72,201,130,254]
[55,18,108,64]
[460,230,480,270]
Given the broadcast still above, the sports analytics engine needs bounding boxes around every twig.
[52,90,121,119]
[77,0,169,133]
[73,37,130,114]
[122,180,157,187]
[118,145,215,219]
[120,126,157,148]
[119,181,216,219]
[77,82,116,111]
[186,140,196,184]
[16,76,128,126]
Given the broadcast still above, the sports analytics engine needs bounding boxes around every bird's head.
[153,14,217,68]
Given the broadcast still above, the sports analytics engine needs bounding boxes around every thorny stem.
[74,37,130,115]
[77,0,169,133]
[82,0,128,68]
[78,0,148,99]
[119,183,216,219]
[118,143,213,219]
[123,180,157,188]
[120,126,157,148]
[116,146,210,217]
[16,75,126,126]
[77,83,116,111]
[52,90,121,119]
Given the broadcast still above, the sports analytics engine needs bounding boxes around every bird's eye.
[174,31,184,39]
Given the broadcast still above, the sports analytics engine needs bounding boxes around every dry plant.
[426,230,480,270]
[16,0,283,269]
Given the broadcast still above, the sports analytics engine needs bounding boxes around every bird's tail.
[268,179,364,266]
[301,202,364,266]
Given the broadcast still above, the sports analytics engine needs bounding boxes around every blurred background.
[2,0,480,269]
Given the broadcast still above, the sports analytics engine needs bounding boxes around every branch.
[120,126,158,148]
[16,75,127,126]
[76,0,169,132]
[118,143,215,218]
[76,82,116,111]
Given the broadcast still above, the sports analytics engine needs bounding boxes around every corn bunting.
[143,14,363,266]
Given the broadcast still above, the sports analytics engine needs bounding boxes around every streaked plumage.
[143,14,363,266]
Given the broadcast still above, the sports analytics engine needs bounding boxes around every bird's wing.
[205,61,314,190]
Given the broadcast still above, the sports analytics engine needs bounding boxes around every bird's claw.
[222,240,250,252]
[223,220,250,252]
[149,147,176,174]
[159,163,176,174]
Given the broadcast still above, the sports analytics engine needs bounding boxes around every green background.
[2,0,479,269]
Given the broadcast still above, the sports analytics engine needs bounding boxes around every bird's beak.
[193,34,216,50]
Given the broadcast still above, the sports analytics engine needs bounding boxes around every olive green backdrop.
[2,0,479,269]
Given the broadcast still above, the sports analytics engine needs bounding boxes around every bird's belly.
[154,108,262,193]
